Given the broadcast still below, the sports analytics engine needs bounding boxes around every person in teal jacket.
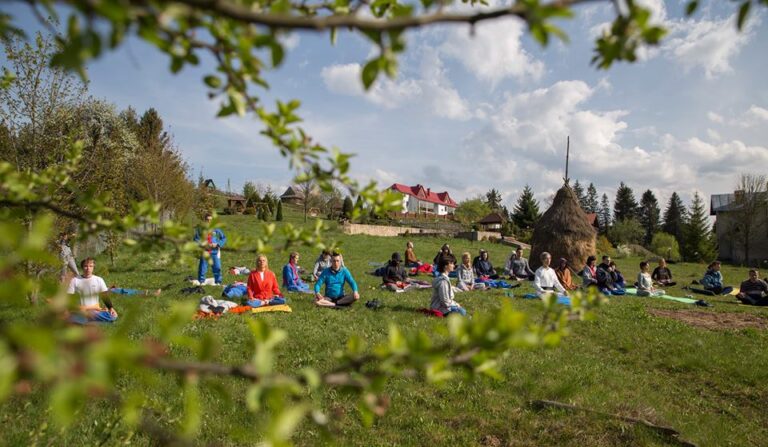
[314,253,359,307]
[193,213,227,285]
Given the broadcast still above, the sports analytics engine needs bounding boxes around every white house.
[389,183,457,216]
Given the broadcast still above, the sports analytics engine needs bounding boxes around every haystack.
[529,184,596,271]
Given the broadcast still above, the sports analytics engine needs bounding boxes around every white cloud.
[707,105,768,129]
[745,105,768,123]
[706,128,721,141]
[707,111,725,123]
[320,48,472,120]
[440,17,545,86]
[663,14,755,79]
[278,33,301,50]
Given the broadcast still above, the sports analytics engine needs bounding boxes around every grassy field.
[1,209,767,446]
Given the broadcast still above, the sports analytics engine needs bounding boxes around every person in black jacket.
[472,249,499,279]
[651,258,676,286]
[383,252,412,291]
[433,243,457,266]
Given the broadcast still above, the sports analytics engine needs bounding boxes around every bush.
[221,207,233,215]
[650,232,680,261]
[595,235,613,257]
[608,218,644,245]
[243,207,256,215]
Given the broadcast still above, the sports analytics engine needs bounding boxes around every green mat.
[623,288,699,304]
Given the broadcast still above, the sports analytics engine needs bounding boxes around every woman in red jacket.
[246,255,286,307]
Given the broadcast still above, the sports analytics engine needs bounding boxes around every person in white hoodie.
[533,252,567,298]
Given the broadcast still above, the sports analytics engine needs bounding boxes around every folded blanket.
[198,296,239,314]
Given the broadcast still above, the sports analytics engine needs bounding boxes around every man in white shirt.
[534,252,567,297]
[67,258,118,322]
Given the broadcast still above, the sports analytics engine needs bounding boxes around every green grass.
[2,209,767,446]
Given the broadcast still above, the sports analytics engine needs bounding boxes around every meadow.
[1,210,766,446]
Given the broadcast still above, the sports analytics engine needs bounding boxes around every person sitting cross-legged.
[554,258,579,291]
[651,258,676,286]
[431,257,466,316]
[581,255,598,287]
[245,254,286,307]
[699,261,734,295]
[457,252,486,291]
[472,249,499,280]
[312,250,332,281]
[534,252,568,299]
[637,261,665,297]
[383,252,412,292]
[736,269,768,306]
[596,259,625,295]
[404,241,422,268]
[283,252,311,293]
[314,253,360,307]
[509,247,535,281]
[67,257,118,323]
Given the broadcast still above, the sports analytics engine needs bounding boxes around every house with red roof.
[389,183,458,216]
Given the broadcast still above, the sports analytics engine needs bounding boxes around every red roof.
[585,213,598,226]
[390,183,458,207]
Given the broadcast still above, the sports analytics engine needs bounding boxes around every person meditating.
[637,261,665,297]
[473,249,499,279]
[736,269,768,306]
[383,252,412,292]
[67,257,118,323]
[581,255,598,287]
[652,258,676,286]
[314,253,360,307]
[430,257,466,316]
[509,247,535,281]
[534,252,567,298]
[554,258,579,291]
[283,252,311,293]
[404,241,421,268]
[698,261,734,295]
[457,252,486,291]
[246,255,286,307]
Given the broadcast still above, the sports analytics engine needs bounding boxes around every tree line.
[455,181,718,263]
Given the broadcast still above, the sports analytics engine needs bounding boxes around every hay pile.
[530,184,596,271]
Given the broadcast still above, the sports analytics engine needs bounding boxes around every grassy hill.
[2,210,766,446]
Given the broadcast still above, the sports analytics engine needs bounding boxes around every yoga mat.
[624,288,698,304]
[251,304,293,314]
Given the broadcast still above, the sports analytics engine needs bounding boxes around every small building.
[226,194,247,213]
[477,212,506,231]
[711,190,768,264]
[584,213,600,231]
[389,183,457,216]
[280,186,304,205]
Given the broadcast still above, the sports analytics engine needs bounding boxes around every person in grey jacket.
[58,231,79,283]
[509,247,535,280]
[430,257,466,316]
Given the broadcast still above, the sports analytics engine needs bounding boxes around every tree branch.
[172,0,602,31]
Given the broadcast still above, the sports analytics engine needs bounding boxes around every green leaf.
[330,27,338,46]
[268,404,310,442]
[0,341,17,401]
[361,59,380,90]
[685,0,699,16]
[737,1,751,30]
[181,376,201,437]
[204,75,222,88]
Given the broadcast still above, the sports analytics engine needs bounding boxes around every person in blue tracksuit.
[314,253,359,307]
[193,213,227,285]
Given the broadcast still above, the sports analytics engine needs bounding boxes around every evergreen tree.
[613,182,639,222]
[638,189,661,246]
[599,193,611,233]
[341,196,353,219]
[585,183,599,213]
[276,199,284,221]
[572,180,587,210]
[662,192,687,249]
[683,192,715,262]
[485,188,503,211]
[512,185,541,230]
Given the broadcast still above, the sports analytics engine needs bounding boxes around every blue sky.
[6,0,768,211]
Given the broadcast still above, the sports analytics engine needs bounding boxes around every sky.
[5,0,768,213]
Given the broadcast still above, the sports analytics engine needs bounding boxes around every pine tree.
[638,189,661,246]
[485,188,503,211]
[683,192,715,262]
[585,183,599,213]
[572,180,587,210]
[599,193,611,233]
[276,199,284,221]
[512,185,541,229]
[341,196,353,219]
[613,182,639,222]
[662,192,687,250]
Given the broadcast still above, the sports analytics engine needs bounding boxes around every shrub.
[650,232,680,261]
[608,218,644,245]
[595,235,613,257]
